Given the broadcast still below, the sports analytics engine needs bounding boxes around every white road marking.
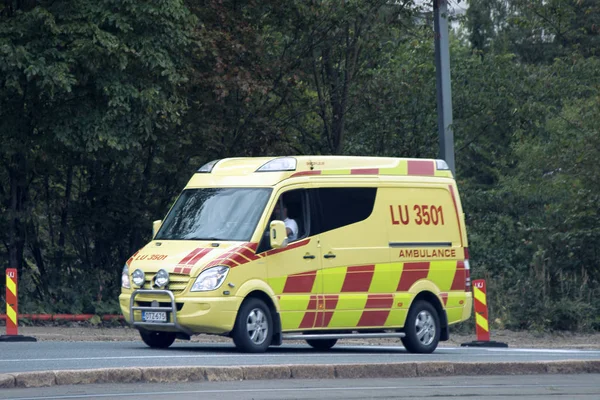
[349,346,600,354]
[2,346,600,364]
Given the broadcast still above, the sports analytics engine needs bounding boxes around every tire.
[306,338,338,350]
[232,298,273,353]
[139,330,176,349]
[401,300,440,354]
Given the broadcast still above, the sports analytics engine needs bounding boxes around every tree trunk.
[7,154,27,273]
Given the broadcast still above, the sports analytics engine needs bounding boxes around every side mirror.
[152,220,162,239]
[269,220,288,249]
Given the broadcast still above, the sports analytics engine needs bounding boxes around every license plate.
[142,311,167,323]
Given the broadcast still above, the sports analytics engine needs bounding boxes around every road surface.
[1,341,600,374]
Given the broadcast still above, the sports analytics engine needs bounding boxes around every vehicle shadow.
[138,342,412,354]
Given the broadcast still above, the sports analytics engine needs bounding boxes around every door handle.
[324,253,336,259]
[303,254,316,259]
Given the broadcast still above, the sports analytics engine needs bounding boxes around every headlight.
[121,264,130,289]
[191,266,229,292]
[132,269,145,287]
[154,269,169,288]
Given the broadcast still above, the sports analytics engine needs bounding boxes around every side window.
[257,189,309,253]
[311,188,376,234]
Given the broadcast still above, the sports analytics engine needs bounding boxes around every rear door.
[385,184,465,323]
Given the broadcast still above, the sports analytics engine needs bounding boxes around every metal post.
[433,0,455,175]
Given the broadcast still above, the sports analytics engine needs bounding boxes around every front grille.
[142,273,191,294]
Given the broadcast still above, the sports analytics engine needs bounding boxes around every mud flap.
[440,310,449,341]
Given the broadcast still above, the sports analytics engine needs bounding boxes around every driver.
[272,200,298,241]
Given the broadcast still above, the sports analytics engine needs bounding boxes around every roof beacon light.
[257,157,297,172]
[197,159,220,173]
[436,159,450,170]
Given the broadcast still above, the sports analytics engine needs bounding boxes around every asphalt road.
[1,341,600,374]
[1,374,599,400]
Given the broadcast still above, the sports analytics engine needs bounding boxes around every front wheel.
[139,330,176,349]
[401,300,440,353]
[306,338,338,350]
[232,298,273,353]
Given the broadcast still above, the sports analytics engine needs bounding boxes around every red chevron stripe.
[230,253,251,266]
[264,238,310,256]
[318,311,335,328]
[187,248,213,265]
[440,293,449,306]
[282,270,317,293]
[245,242,258,251]
[407,160,434,176]
[126,250,139,266]
[450,260,466,291]
[357,310,390,327]
[239,247,259,261]
[397,262,430,291]
[299,296,318,329]
[323,294,339,309]
[365,294,394,309]
[291,170,321,177]
[341,265,375,292]
[178,248,202,265]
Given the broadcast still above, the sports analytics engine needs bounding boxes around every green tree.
[0,0,195,309]
[466,0,600,61]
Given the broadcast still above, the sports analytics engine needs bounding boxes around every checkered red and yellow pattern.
[268,258,469,331]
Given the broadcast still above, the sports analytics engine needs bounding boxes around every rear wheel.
[139,330,176,349]
[306,338,338,350]
[232,298,273,353]
[401,300,440,354]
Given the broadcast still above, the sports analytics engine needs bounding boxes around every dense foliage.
[1,0,598,331]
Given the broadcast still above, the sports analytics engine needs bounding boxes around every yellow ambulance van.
[119,156,472,353]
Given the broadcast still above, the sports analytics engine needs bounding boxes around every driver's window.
[257,189,308,253]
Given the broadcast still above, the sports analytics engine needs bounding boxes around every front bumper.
[120,290,240,336]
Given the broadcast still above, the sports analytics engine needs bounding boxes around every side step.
[282,332,405,340]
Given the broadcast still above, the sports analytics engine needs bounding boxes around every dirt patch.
[9,324,600,349]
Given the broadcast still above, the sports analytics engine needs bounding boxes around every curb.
[1,360,599,389]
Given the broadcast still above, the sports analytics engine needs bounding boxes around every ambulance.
[119,156,472,353]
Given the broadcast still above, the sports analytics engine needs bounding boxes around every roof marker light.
[197,159,220,173]
[436,159,450,170]
[256,157,297,172]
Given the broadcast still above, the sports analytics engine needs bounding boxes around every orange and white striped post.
[1,269,36,342]
[461,278,507,348]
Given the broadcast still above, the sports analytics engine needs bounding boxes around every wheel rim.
[246,308,268,345]
[415,310,436,346]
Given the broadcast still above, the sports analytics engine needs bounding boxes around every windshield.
[155,188,271,241]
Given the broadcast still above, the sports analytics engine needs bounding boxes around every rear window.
[311,188,377,235]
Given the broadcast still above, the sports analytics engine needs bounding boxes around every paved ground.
[11,325,600,350]
[3,341,600,373]
[2,374,599,400]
